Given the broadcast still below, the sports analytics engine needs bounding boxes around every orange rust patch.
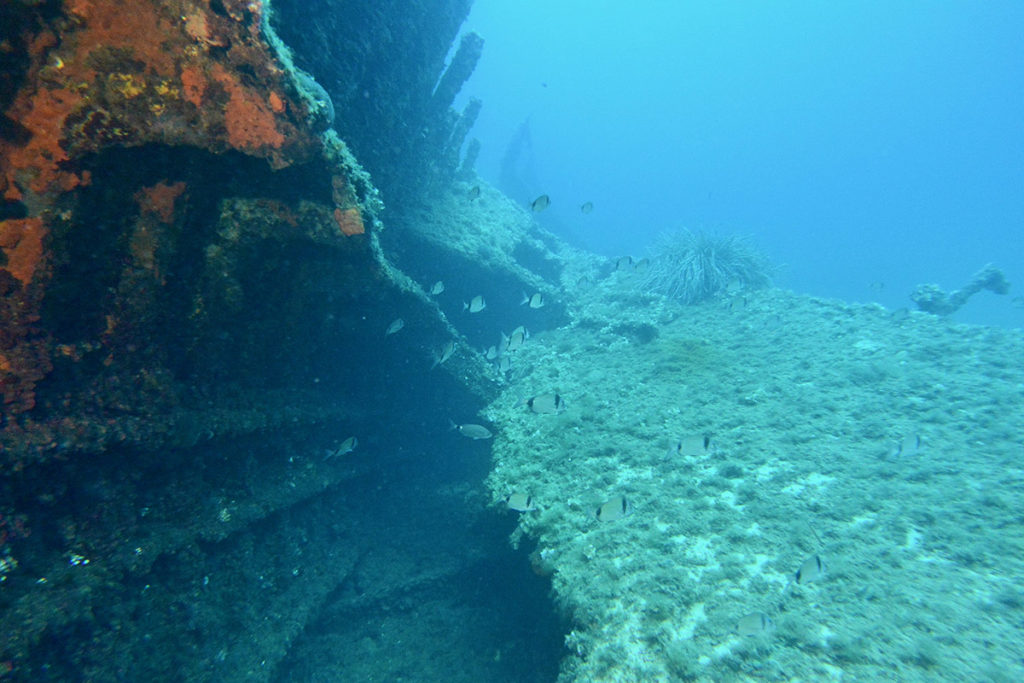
[0,217,47,286]
[333,207,365,236]
[268,91,285,114]
[180,66,207,107]
[67,0,92,19]
[183,11,210,43]
[27,28,58,59]
[3,0,312,203]
[137,181,186,223]
[1,85,84,197]
[212,63,286,153]
[68,0,179,77]
[0,0,179,200]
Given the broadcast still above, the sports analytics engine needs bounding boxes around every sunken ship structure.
[0,1,570,679]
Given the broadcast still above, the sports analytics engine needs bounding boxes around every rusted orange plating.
[0,0,321,417]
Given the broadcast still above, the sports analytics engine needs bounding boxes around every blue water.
[456,1,1024,328]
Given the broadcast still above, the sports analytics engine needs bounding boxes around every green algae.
[651,335,723,379]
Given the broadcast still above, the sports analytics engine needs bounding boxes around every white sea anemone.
[640,229,772,304]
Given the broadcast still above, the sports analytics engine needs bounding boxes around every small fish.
[869,281,885,291]
[506,492,536,512]
[430,280,445,296]
[431,340,456,369]
[384,318,404,336]
[502,327,528,354]
[484,345,498,360]
[464,295,486,313]
[892,433,921,457]
[669,435,710,458]
[324,436,358,460]
[596,496,631,522]
[632,257,650,272]
[468,185,481,200]
[451,422,493,440]
[795,554,826,585]
[531,194,550,212]
[614,256,633,271]
[728,296,748,312]
[736,612,775,637]
[521,292,545,309]
[1012,296,1024,309]
[526,393,564,414]
[496,356,512,373]
[580,201,594,214]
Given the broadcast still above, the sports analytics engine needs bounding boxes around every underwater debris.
[911,264,1010,315]
[640,230,772,304]
[432,32,484,115]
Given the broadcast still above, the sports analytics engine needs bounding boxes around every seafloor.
[484,265,1024,681]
